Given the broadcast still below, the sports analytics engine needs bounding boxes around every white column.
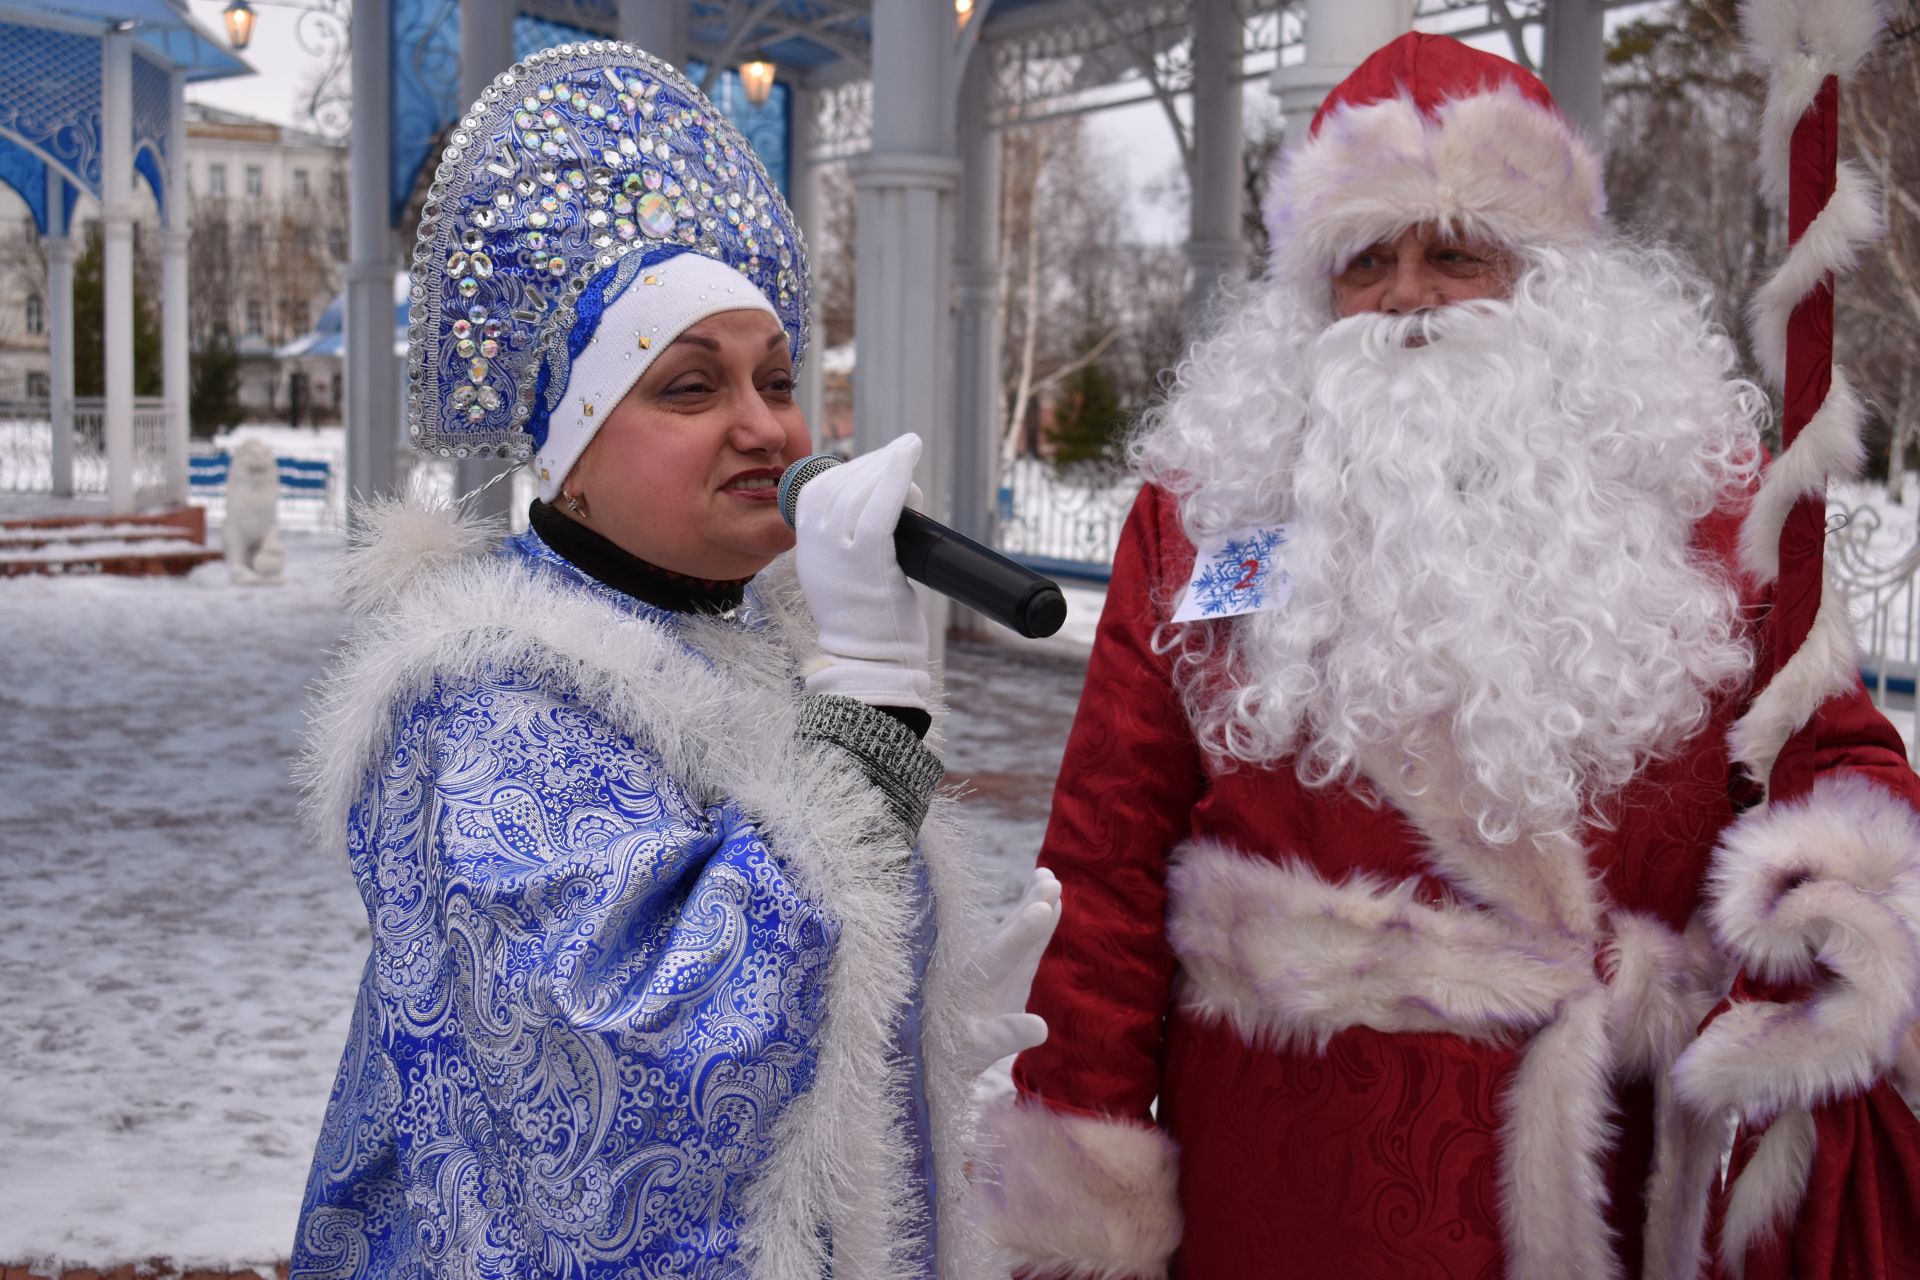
[618,0,689,68]
[853,0,959,647]
[1186,0,1244,328]
[44,175,75,498]
[1543,0,1605,141]
[103,31,136,513]
[455,0,519,519]
[951,45,999,550]
[787,86,827,445]
[1269,0,1411,120]
[163,67,190,505]
[346,0,398,508]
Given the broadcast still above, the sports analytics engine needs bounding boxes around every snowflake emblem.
[1188,528,1286,617]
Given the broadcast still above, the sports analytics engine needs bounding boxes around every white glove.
[958,867,1063,1077]
[794,433,933,711]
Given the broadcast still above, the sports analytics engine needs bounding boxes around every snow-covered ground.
[0,527,1091,1273]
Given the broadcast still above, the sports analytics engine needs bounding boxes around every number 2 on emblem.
[1234,559,1260,591]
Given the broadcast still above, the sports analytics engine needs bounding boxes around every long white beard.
[1136,244,1764,845]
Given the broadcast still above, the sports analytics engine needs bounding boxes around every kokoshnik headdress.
[407,41,809,499]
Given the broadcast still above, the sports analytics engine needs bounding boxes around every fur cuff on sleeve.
[976,1094,1182,1280]
[1674,774,1920,1125]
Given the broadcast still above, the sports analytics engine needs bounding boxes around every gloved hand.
[958,867,1063,1077]
[793,433,933,712]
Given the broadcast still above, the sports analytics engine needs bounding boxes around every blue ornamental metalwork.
[689,63,788,197]
[404,42,808,461]
[515,11,597,60]
[390,0,461,226]
[0,136,77,236]
[131,49,171,210]
[0,22,105,197]
[389,0,794,228]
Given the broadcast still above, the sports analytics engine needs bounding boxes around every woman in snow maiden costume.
[983,32,1920,1280]
[291,43,1058,1280]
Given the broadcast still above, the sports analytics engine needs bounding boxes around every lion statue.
[224,438,286,584]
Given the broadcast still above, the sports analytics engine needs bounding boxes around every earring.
[564,492,586,517]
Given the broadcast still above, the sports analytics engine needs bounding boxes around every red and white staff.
[1681,1,1920,1274]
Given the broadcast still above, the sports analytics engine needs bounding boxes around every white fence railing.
[0,397,172,508]
[1830,499,1920,764]
[993,455,1140,570]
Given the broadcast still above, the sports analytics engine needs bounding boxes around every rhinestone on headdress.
[406,42,810,460]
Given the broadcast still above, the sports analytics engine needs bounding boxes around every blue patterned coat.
[291,506,993,1280]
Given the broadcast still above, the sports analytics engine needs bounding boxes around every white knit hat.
[532,253,776,501]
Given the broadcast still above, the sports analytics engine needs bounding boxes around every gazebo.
[0,0,248,513]
[335,1,1622,556]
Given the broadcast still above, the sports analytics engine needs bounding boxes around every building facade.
[0,102,346,425]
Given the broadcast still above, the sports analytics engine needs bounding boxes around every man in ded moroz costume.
[291,42,1058,1280]
[983,31,1920,1280]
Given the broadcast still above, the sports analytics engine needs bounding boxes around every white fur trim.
[1720,1106,1817,1278]
[1744,0,1887,206]
[1263,84,1603,292]
[1166,841,1589,1048]
[976,1095,1182,1280]
[1738,367,1867,583]
[1164,841,1731,1278]
[302,503,993,1280]
[1732,0,1887,789]
[1745,167,1883,391]
[1642,1073,1732,1280]
[533,254,777,501]
[1356,740,1602,935]
[1501,985,1623,1280]
[1676,775,1920,1125]
[1727,579,1861,790]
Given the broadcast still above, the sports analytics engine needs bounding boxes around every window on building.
[327,228,346,260]
[292,168,309,199]
[208,163,226,196]
[26,371,48,399]
[290,300,311,333]
[245,300,263,336]
[292,226,313,254]
[25,294,43,336]
[245,165,263,197]
[328,169,344,199]
[243,223,263,254]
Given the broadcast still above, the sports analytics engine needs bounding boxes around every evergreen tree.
[1045,358,1129,467]
[72,224,164,397]
[190,331,244,435]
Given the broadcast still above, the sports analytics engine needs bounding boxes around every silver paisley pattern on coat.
[292,539,839,1279]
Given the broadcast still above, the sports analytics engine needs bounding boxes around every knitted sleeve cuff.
[795,693,945,836]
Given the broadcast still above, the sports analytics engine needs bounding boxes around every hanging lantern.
[738,57,775,108]
[222,0,257,50]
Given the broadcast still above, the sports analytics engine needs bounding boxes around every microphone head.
[777,453,843,529]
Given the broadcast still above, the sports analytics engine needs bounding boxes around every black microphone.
[778,453,1068,640]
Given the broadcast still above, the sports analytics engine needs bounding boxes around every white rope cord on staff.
[1715,2,1888,1266]
[1730,0,1885,788]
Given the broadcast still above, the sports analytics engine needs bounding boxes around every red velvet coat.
[981,483,1920,1280]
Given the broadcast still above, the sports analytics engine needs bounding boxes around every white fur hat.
[1262,32,1605,293]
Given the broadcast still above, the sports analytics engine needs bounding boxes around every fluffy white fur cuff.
[976,1095,1182,1280]
[1675,774,1920,1125]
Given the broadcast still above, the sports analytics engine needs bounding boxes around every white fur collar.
[301,501,994,1280]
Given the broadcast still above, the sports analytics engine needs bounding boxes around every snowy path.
[0,534,1091,1272]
